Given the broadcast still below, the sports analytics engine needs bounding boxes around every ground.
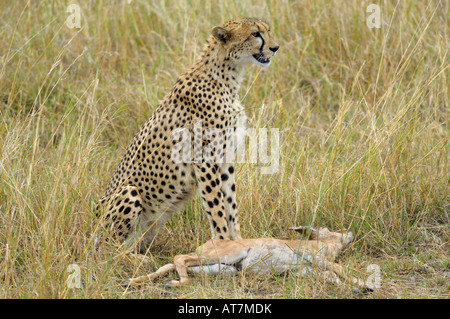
[0,0,448,299]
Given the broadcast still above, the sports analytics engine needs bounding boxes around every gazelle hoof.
[165,281,174,289]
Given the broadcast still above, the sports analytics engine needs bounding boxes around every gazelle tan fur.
[125,226,374,292]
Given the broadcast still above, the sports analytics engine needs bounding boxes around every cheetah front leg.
[220,163,241,240]
[194,163,231,240]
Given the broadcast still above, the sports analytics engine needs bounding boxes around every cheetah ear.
[212,26,231,43]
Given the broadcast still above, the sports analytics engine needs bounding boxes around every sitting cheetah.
[96,17,279,252]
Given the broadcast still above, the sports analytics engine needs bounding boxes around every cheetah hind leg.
[97,185,150,255]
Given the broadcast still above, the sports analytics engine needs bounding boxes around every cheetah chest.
[230,99,247,152]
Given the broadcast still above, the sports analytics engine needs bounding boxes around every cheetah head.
[212,17,279,68]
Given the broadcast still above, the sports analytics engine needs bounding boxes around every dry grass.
[0,0,448,298]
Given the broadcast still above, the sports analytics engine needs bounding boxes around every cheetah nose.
[269,45,279,53]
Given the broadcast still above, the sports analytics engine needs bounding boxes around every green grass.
[0,0,448,298]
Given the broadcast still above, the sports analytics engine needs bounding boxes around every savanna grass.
[0,0,448,298]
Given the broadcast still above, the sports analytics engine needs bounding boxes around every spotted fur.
[96,17,279,252]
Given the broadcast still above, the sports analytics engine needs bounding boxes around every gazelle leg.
[319,270,342,286]
[125,263,176,286]
[166,253,201,287]
[312,256,366,289]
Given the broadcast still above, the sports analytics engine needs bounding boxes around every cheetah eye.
[252,31,261,38]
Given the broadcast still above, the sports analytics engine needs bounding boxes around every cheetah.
[96,17,279,252]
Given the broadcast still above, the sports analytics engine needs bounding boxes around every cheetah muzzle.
[252,53,271,65]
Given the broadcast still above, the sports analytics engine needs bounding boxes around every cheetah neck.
[188,37,244,97]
